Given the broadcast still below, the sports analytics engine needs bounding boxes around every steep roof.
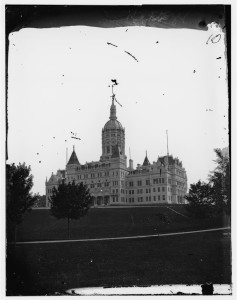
[67,149,80,165]
[48,174,59,184]
[142,153,150,166]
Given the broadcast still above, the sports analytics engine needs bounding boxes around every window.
[153,178,158,184]
[162,187,165,192]
[162,178,165,183]
[146,179,150,185]
[129,181,134,187]
[137,180,142,186]
[163,195,165,200]
[158,195,160,201]
[153,188,156,192]
[158,187,160,192]
[107,146,110,153]
[153,196,156,201]
[159,178,161,183]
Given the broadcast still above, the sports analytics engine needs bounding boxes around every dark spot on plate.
[199,20,207,28]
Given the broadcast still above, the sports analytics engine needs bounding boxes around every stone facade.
[46,93,187,207]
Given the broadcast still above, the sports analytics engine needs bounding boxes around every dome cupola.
[100,82,126,161]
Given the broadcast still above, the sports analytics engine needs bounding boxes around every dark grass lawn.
[15,205,227,242]
[7,231,231,295]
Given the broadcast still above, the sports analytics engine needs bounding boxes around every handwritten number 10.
[206,34,221,44]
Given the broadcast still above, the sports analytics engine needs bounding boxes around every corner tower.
[100,84,126,162]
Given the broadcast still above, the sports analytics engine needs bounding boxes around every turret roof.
[142,152,150,166]
[67,148,80,165]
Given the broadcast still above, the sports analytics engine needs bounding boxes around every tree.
[184,180,214,218]
[6,163,38,243]
[185,148,230,220]
[209,148,230,222]
[49,181,93,238]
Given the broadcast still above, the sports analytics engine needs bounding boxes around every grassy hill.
[7,205,231,295]
[16,205,225,242]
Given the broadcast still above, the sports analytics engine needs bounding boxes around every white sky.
[7,24,228,195]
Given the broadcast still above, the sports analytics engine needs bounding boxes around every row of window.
[129,178,166,187]
[102,195,177,204]
[112,196,119,202]
[68,175,176,185]
[106,145,124,154]
[127,195,167,202]
[69,170,128,181]
[130,187,167,194]
[75,163,111,171]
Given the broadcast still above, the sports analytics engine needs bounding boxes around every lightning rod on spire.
[109,79,123,107]
[166,130,169,157]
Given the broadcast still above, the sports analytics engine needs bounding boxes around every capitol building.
[46,88,188,207]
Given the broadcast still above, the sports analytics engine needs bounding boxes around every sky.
[7,23,228,195]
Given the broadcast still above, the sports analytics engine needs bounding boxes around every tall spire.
[166,130,169,157]
[110,88,117,120]
[143,151,150,166]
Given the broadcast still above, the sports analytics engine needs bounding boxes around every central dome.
[104,119,123,130]
[100,88,126,161]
